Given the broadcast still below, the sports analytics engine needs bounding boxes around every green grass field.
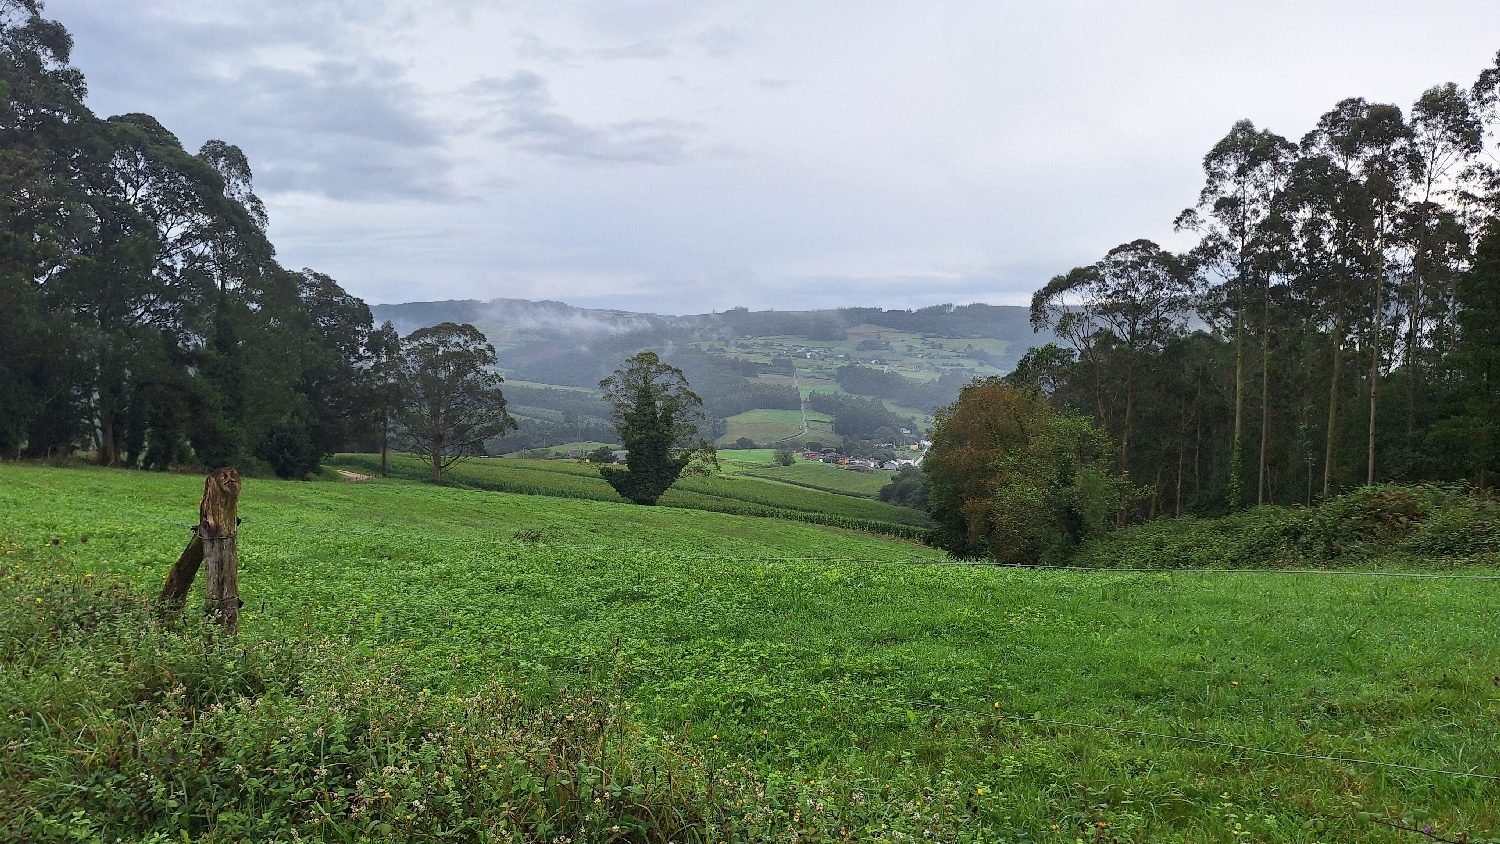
[740,460,895,497]
[4,463,1499,841]
[717,409,837,448]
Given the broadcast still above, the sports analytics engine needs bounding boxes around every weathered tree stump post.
[158,467,241,633]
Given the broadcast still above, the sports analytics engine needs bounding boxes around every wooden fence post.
[158,467,241,633]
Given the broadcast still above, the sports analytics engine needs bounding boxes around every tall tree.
[598,351,713,505]
[394,322,516,483]
[1031,240,1194,485]
[1176,120,1295,506]
[1300,98,1415,487]
[1436,220,1500,489]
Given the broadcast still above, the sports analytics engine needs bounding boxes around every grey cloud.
[216,62,455,201]
[52,0,455,202]
[474,71,694,165]
[695,25,746,57]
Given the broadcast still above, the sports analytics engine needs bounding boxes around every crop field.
[740,460,896,497]
[328,454,932,534]
[4,464,1500,841]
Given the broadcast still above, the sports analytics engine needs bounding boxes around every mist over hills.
[372,298,1053,455]
[372,298,1046,381]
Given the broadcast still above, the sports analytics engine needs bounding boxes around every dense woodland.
[1007,55,1500,515]
[0,3,392,472]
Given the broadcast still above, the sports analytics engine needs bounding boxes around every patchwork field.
[327,453,932,535]
[4,464,1500,841]
[717,408,837,448]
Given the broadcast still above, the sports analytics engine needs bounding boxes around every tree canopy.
[394,323,516,483]
[1007,49,1500,522]
[0,3,387,474]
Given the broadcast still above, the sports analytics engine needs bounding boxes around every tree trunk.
[1258,288,1271,505]
[1229,278,1246,509]
[200,467,242,634]
[380,417,389,477]
[1323,321,1343,498]
[159,468,241,634]
[157,531,203,608]
[1368,279,1382,487]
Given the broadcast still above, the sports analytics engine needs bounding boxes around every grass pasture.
[740,460,895,497]
[3,464,1500,841]
[717,408,837,448]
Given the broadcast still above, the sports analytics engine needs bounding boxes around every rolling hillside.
[5,463,1499,841]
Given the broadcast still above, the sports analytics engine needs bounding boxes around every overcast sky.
[48,0,1500,314]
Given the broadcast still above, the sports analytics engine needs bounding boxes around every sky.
[47,0,1500,314]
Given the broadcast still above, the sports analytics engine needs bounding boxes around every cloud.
[53,0,456,202]
[473,71,695,165]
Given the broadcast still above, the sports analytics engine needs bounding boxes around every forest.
[0,2,391,472]
[1006,56,1500,516]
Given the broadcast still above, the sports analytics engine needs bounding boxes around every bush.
[878,465,929,511]
[773,448,796,466]
[254,417,321,480]
[925,379,1122,562]
[1072,483,1500,569]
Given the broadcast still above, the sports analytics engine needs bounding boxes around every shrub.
[1072,483,1500,569]
[925,379,1123,562]
[254,417,321,480]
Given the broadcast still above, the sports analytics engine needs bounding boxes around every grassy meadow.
[3,463,1500,841]
[738,461,895,498]
[717,408,838,448]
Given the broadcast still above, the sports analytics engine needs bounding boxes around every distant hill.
[372,299,1048,373]
[371,298,1054,454]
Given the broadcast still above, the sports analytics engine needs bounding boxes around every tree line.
[0,3,401,473]
[1004,52,1500,517]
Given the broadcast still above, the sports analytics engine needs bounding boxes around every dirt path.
[334,469,375,483]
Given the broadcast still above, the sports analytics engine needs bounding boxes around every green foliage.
[0,568,770,842]
[925,379,1123,562]
[253,416,320,480]
[772,448,795,466]
[585,444,614,464]
[394,323,516,483]
[5,464,1500,841]
[877,465,929,510]
[1074,483,1500,569]
[598,352,712,506]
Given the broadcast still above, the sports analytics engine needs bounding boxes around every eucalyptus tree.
[1292,99,1414,490]
[394,322,516,483]
[1176,120,1295,506]
[1397,84,1483,461]
[1031,240,1195,481]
